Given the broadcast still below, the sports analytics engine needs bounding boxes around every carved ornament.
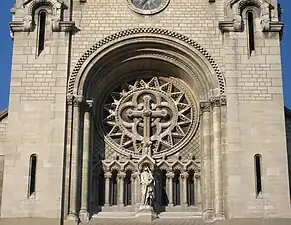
[219,0,282,33]
[100,76,198,159]
[10,0,76,35]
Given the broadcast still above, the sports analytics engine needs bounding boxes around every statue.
[140,166,155,206]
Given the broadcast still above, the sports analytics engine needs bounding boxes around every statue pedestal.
[136,205,157,223]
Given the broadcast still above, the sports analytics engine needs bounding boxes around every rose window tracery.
[100,76,198,158]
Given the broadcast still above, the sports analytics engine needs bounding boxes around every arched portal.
[64,28,226,222]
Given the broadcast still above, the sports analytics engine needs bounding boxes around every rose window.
[100,76,198,158]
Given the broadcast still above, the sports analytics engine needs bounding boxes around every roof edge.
[0,108,8,121]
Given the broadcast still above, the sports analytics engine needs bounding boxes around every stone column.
[64,94,74,218]
[181,172,188,206]
[135,172,140,206]
[68,95,83,221]
[195,173,202,205]
[200,101,214,220]
[211,97,224,220]
[118,172,126,206]
[79,100,93,223]
[104,172,112,206]
[166,172,174,206]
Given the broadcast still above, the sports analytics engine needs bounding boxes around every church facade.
[0,0,291,224]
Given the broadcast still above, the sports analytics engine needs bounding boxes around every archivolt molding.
[83,50,207,99]
[23,0,63,16]
[68,27,226,95]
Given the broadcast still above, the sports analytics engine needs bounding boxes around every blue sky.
[0,1,290,111]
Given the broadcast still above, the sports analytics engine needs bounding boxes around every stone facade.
[0,109,8,214]
[0,0,291,225]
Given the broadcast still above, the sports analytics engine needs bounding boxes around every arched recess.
[67,27,226,100]
[64,28,227,221]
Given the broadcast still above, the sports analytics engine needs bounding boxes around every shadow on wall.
[285,107,291,199]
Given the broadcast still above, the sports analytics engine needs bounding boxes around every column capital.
[200,101,211,113]
[180,172,189,179]
[73,95,84,107]
[132,172,139,179]
[118,172,126,179]
[67,94,74,106]
[195,173,201,179]
[166,172,174,179]
[104,172,112,179]
[209,96,227,107]
[84,100,94,112]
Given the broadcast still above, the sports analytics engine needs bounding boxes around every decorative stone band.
[67,95,94,110]
[9,20,76,37]
[200,96,226,113]
[102,159,200,174]
[210,96,227,107]
[219,20,283,33]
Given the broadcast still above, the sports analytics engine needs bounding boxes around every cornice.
[0,109,8,122]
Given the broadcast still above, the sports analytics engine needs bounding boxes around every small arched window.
[254,154,263,197]
[247,11,255,56]
[37,10,47,56]
[28,154,37,197]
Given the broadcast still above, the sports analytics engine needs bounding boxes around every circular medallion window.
[99,76,198,159]
[126,0,170,15]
